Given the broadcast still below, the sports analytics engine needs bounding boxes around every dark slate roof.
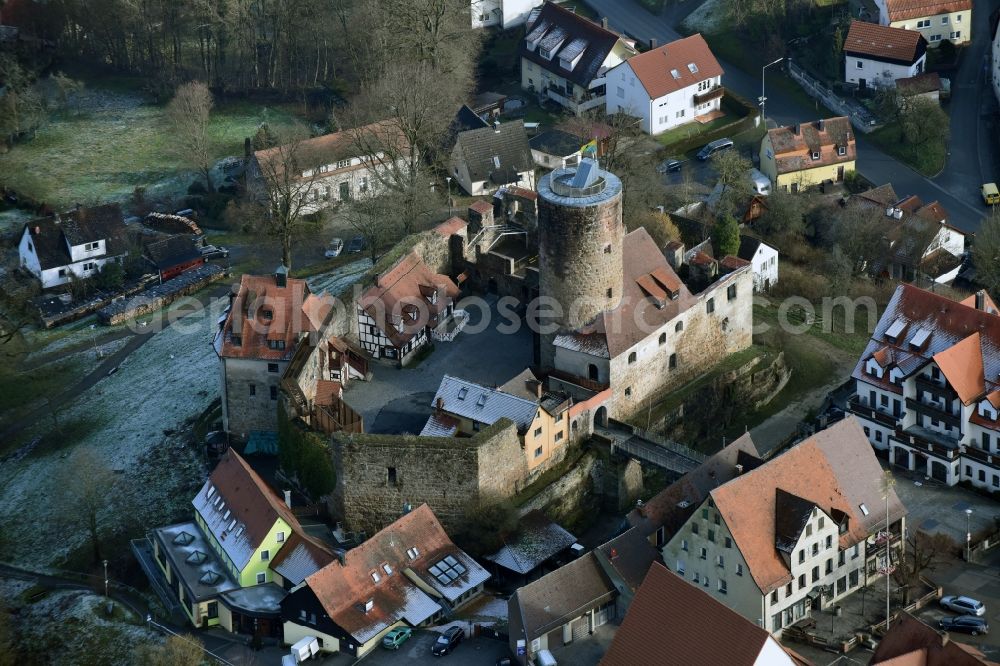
[520,1,625,88]
[773,488,815,555]
[453,104,490,134]
[59,204,123,246]
[529,129,583,157]
[737,235,764,261]
[144,235,203,270]
[485,511,577,574]
[455,120,534,184]
[472,91,507,113]
[23,221,72,270]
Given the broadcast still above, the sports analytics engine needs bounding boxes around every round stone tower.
[536,158,624,368]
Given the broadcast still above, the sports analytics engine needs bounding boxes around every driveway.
[581,0,989,233]
[359,631,510,666]
[343,296,535,432]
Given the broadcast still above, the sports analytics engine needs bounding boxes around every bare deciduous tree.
[710,149,753,220]
[247,124,317,271]
[56,447,116,564]
[167,81,215,192]
[341,189,401,266]
[135,634,206,666]
[892,531,955,604]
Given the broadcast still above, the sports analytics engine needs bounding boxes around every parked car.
[324,238,344,258]
[382,627,412,650]
[200,244,229,259]
[656,158,683,173]
[941,595,986,616]
[982,183,999,205]
[431,627,464,656]
[939,615,989,635]
[697,137,734,161]
[347,236,365,253]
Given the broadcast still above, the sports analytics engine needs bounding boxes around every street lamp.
[103,559,109,600]
[965,508,973,561]
[445,176,453,217]
[759,57,784,127]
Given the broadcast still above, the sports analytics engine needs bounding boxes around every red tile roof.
[960,291,1000,315]
[601,562,800,666]
[358,252,460,349]
[871,612,994,665]
[882,0,971,23]
[434,217,468,237]
[709,418,904,594]
[624,33,723,100]
[207,449,303,551]
[933,332,985,405]
[766,117,855,176]
[253,120,409,180]
[303,504,483,643]
[217,273,332,361]
[897,71,942,96]
[844,20,926,64]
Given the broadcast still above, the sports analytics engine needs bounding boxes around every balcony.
[848,396,898,428]
[893,426,960,459]
[693,85,725,105]
[961,444,995,466]
[905,397,962,429]
[544,87,604,114]
[914,376,955,403]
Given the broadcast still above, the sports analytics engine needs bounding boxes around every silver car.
[941,595,986,616]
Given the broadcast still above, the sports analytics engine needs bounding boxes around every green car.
[382,627,413,650]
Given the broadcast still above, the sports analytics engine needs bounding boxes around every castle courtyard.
[343,294,534,434]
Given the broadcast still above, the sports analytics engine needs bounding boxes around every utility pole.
[965,508,973,561]
[881,470,896,631]
[759,58,784,128]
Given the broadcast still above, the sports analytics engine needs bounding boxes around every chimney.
[793,123,801,135]
[493,120,501,133]
[818,118,825,132]
[33,225,40,235]
[436,397,444,413]
[976,290,986,310]
[275,264,288,288]
[601,17,608,29]
[284,489,292,509]
[735,463,744,475]
[649,38,657,49]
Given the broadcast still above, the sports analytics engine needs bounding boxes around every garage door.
[571,617,589,641]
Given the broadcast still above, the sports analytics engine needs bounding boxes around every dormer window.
[811,151,820,161]
[371,570,381,583]
[267,340,286,351]
[837,146,847,156]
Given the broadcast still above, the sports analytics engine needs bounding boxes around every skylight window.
[206,485,216,499]
[458,387,469,400]
[406,547,420,560]
[371,571,381,583]
[909,327,931,349]
[493,156,501,168]
[687,62,699,74]
[859,503,869,516]
[383,563,393,575]
[429,555,468,586]
[477,394,488,407]
[670,69,680,79]
[200,571,221,585]
[885,318,906,341]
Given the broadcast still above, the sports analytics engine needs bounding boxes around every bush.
[186,180,207,196]
[278,405,336,500]
[94,262,125,290]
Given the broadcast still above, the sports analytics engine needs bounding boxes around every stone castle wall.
[329,420,528,534]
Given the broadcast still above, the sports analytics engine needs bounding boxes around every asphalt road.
[582,0,997,234]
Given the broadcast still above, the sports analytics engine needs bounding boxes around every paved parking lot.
[344,296,534,433]
[888,464,1000,546]
[359,631,510,666]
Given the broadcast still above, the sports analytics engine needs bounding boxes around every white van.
[536,649,558,666]
[750,168,771,196]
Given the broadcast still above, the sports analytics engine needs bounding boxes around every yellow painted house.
[876,0,972,46]
[421,369,571,471]
[150,449,332,637]
[759,117,856,193]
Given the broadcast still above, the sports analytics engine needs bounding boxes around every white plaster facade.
[993,22,1000,105]
[471,0,542,29]
[876,2,972,46]
[845,54,925,88]
[744,241,779,293]
[606,62,722,135]
[18,226,124,289]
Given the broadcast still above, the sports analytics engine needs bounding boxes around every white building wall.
[756,638,798,665]
[751,244,779,292]
[888,9,972,46]
[606,61,722,135]
[844,55,924,88]
[68,238,107,262]
[471,0,501,27]
[993,24,1000,105]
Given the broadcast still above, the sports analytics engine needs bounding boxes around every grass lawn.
[656,113,736,148]
[867,124,947,177]
[0,89,299,207]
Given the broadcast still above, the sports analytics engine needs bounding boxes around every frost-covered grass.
[681,0,729,35]
[0,297,226,567]
[2,580,159,666]
[1,87,298,207]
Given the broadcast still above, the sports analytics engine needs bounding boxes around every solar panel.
[444,555,458,566]
[429,564,442,576]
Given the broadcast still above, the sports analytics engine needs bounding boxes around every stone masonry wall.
[329,420,523,534]
[223,356,287,438]
[609,268,754,420]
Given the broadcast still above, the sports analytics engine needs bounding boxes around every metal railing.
[787,61,879,133]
